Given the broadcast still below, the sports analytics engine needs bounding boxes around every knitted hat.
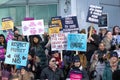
[72,55,80,63]
[110,51,118,58]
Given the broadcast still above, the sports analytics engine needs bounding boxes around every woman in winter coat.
[29,35,47,69]
[66,55,89,80]
[103,51,120,80]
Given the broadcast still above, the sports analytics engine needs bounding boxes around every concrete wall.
[59,0,120,31]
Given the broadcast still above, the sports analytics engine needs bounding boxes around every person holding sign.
[86,26,100,61]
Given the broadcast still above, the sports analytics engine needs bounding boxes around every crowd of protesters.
[0,25,120,80]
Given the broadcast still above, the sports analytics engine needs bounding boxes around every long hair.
[112,26,120,35]
[0,34,6,44]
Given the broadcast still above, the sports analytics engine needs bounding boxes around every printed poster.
[2,17,14,30]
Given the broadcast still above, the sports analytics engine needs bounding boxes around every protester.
[102,31,113,51]
[66,55,89,80]
[103,51,120,80]
[87,26,100,61]
[29,35,47,69]
[40,56,64,80]
[90,42,109,80]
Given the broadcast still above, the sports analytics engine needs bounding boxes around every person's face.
[21,68,26,75]
[33,37,39,43]
[28,54,32,60]
[0,36,4,43]
[74,61,81,67]
[114,27,120,34]
[18,36,23,41]
[49,58,56,68]
[14,30,19,35]
[110,57,118,67]
[101,29,107,34]
[52,53,59,58]
[99,43,105,51]
[106,32,112,40]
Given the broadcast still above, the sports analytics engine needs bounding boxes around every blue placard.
[67,34,87,51]
[61,16,79,33]
[86,5,103,24]
[5,40,29,66]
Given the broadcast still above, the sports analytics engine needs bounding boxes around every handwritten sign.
[67,34,87,51]
[86,5,103,24]
[2,17,14,30]
[51,33,67,51]
[51,16,62,29]
[62,16,79,33]
[5,40,29,66]
[22,19,44,35]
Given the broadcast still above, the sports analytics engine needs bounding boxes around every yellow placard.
[51,20,62,29]
[2,20,14,30]
[49,27,60,35]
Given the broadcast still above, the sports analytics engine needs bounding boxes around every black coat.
[40,67,64,80]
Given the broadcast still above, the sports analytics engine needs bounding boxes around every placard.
[2,17,14,30]
[62,16,79,33]
[51,33,67,51]
[98,13,108,27]
[67,34,87,51]
[49,26,60,35]
[5,40,29,66]
[51,16,62,29]
[6,30,14,42]
[22,19,44,35]
[86,5,103,24]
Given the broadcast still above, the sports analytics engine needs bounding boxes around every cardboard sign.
[62,16,79,33]
[49,25,60,35]
[98,14,108,27]
[51,16,62,29]
[2,17,14,30]
[5,40,29,66]
[67,34,87,51]
[22,19,44,35]
[51,33,67,51]
[86,5,103,24]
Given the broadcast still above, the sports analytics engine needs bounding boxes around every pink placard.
[70,73,83,80]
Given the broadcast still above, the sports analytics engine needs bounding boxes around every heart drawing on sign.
[7,54,11,58]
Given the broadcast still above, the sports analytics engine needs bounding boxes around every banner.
[98,13,108,27]
[62,16,79,33]
[67,34,87,51]
[5,40,29,66]
[2,17,14,30]
[51,16,62,29]
[51,33,67,51]
[22,19,44,35]
[86,5,103,24]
